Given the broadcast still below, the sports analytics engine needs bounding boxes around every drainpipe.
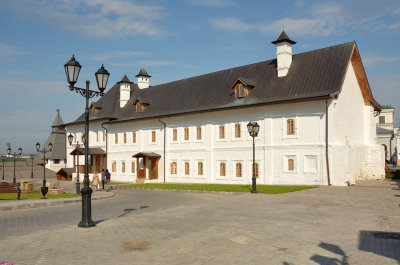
[158,119,166,183]
[101,123,108,170]
[325,98,331,186]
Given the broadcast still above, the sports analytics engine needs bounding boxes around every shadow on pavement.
[310,242,349,265]
[359,230,400,261]
[94,219,108,225]
[117,206,150,218]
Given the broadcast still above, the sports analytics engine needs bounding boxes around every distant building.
[64,32,385,186]
[40,110,66,172]
[376,106,396,162]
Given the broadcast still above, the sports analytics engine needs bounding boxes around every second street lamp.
[36,142,53,199]
[8,147,22,184]
[30,154,34,179]
[68,133,82,195]
[247,121,260,194]
[65,55,109,228]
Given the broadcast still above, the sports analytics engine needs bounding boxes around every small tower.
[271,31,296,77]
[136,69,151,89]
[118,75,133,108]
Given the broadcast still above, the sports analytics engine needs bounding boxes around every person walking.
[105,169,111,191]
[92,171,99,191]
[101,169,106,190]
[392,155,398,167]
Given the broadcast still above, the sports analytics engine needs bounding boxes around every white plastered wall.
[328,62,384,185]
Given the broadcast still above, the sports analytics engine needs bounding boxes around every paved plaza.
[1,179,400,264]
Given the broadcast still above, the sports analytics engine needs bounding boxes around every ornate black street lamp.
[1,155,5,180]
[64,55,109,228]
[7,147,22,184]
[30,154,34,179]
[36,142,53,199]
[68,133,84,195]
[247,121,260,194]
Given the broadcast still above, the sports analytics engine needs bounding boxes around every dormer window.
[231,77,255,99]
[136,102,143,113]
[134,98,149,113]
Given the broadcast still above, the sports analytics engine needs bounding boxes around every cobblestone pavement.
[1,180,400,265]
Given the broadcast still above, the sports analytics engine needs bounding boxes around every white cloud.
[363,55,400,67]
[210,17,255,32]
[3,0,167,39]
[185,0,238,7]
[0,43,27,61]
[137,61,177,67]
[88,51,148,61]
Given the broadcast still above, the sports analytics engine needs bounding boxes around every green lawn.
[119,183,317,194]
[0,192,79,200]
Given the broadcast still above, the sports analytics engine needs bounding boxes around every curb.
[114,185,253,195]
[0,192,116,212]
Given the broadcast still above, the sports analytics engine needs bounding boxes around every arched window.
[173,129,177,141]
[288,159,294,171]
[122,162,125,173]
[112,162,116,173]
[219,125,225,139]
[170,162,177,175]
[236,162,242,177]
[131,161,135,173]
[184,127,189,141]
[196,126,202,140]
[198,162,203,175]
[287,119,295,135]
[235,123,241,138]
[220,162,226,176]
[185,162,190,175]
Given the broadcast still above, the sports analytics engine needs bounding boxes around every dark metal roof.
[118,75,133,84]
[377,127,394,135]
[272,31,296,45]
[70,147,106,155]
[64,41,380,127]
[136,69,151,77]
[132,152,161,158]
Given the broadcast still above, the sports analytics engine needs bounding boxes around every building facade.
[376,107,396,162]
[64,32,385,186]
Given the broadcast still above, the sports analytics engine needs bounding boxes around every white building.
[375,106,396,162]
[64,31,385,186]
[41,110,66,172]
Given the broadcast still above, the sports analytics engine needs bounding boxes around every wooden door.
[149,158,158,180]
[137,157,146,179]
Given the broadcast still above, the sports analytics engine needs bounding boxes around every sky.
[0,0,399,154]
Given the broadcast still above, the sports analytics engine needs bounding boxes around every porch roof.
[70,147,106,155]
[132,152,161,158]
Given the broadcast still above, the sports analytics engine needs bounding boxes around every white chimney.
[272,31,296,77]
[136,69,151,89]
[118,75,132,108]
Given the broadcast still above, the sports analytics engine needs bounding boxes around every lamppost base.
[251,177,257,194]
[41,186,48,199]
[78,185,96,228]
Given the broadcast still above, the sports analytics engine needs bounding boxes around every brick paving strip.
[0,179,399,264]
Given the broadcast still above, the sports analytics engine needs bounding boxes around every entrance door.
[149,158,158,180]
[137,157,146,179]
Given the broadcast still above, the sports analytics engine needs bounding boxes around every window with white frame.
[132,132,136,143]
[220,162,226,177]
[170,162,177,175]
[284,155,297,172]
[196,126,202,140]
[235,123,241,138]
[184,127,189,141]
[173,128,178,142]
[184,162,190,175]
[235,162,242,177]
[198,162,204,176]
